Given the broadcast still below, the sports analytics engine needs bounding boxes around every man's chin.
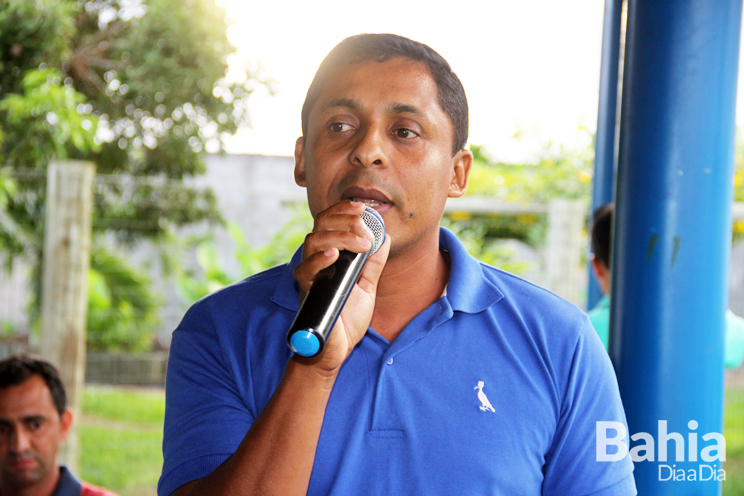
[3,459,45,486]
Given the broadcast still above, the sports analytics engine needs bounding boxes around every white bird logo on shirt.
[475,381,496,412]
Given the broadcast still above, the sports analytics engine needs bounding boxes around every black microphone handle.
[287,249,370,357]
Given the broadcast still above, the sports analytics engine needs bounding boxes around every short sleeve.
[157,299,254,496]
[542,316,637,496]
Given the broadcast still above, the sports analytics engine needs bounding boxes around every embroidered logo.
[475,381,495,412]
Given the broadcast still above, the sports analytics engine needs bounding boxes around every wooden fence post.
[546,199,585,305]
[39,160,96,472]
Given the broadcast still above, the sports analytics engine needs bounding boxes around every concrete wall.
[138,153,306,344]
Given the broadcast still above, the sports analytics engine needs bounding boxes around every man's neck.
[0,466,61,496]
[370,228,449,343]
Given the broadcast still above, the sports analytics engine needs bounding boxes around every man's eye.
[27,419,42,431]
[329,123,352,133]
[395,128,418,139]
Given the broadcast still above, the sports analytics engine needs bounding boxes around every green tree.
[468,140,594,203]
[734,131,744,203]
[87,242,160,352]
[449,139,593,246]
[178,209,314,303]
[0,0,271,348]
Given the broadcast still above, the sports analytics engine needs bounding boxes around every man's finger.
[313,212,374,242]
[294,248,339,294]
[301,231,371,261]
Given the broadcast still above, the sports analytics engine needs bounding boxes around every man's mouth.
[8,455,37,471]
[349,197,387,208]
[346,196,394,216]
[342,187,394,214]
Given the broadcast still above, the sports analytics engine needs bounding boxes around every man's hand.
[171,202,390,496]
[293,201,391,375]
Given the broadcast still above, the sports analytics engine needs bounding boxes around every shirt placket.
[368,297,454,436]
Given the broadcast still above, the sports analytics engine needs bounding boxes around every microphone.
[287,206,386,357]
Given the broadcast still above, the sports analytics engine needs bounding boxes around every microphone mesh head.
[360,207,386,254]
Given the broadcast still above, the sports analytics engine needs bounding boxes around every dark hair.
[301,33,469,156]
[591,203,614,269]
[0,355,67,416]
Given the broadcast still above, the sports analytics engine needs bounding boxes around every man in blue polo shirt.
[159,34,636,496]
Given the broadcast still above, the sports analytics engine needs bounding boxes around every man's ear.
[591,255,613,295]
[294,136,307,187]
[448,148,473,198]
[59,410,73,442]
[591,256,608,281]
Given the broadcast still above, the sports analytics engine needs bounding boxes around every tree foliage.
[87,242,161,351]
[468,140,594,203]
[735,132,744,204]
[451,140,594,246]
[0,0,271,348]
[178,209,314,303]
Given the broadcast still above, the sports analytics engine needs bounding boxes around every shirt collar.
[53,465,83,496]
[271,226,504,314]
[438,226,504,313]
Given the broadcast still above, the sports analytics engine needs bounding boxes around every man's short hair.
[301,33,469,156]
[591,203,614,269]
[0,355,67,416]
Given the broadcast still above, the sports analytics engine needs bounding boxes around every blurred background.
[1,0,743,494]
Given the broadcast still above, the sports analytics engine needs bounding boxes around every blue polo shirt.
[159,228,636,496]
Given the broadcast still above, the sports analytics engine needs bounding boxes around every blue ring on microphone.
[290,330,320,357]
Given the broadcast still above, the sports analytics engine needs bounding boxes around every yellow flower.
[449,211,472,221]
[735,172,743,189]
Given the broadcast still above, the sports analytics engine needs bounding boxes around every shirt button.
[387,358,394,365]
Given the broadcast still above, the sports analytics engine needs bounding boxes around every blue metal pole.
[611,0,741,494]
[588,0,623,311]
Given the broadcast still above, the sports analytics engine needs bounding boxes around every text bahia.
[596,420,725,463]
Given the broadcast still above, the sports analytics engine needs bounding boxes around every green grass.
[80,386,165,496]
[77,385,744,495]
[83,386,165,424]
[80,427,163,494]
[724,389,744,496]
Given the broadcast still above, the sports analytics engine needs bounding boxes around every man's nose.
[10,426,31,453]
[350,127,388,168]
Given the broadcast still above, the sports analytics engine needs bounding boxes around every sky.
[216,0,744,162]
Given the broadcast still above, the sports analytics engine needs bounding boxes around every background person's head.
[590,203,614,296]
[300,33,469,156]
[0,355,72,492]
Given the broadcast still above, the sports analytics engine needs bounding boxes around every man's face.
[0,375,71,490]
[295,57,471,256]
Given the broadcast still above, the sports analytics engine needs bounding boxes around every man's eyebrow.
[388,103,424,116]
[327,98,359,110]
[22,415,45,423]
[0,415,46,427]
[324,100,425,118]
